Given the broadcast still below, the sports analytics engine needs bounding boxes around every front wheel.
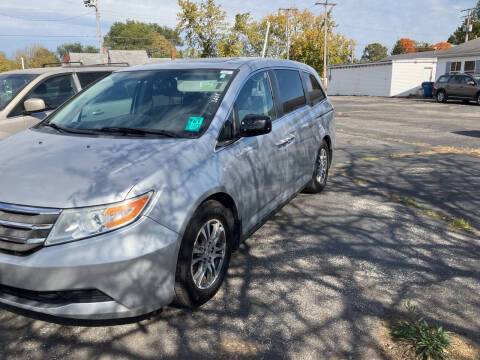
[436,90,447,103]
[174,200,232,308]
[303,140,330,194]
[477,93,480,105]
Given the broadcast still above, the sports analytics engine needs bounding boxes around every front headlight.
[46,192,152,246]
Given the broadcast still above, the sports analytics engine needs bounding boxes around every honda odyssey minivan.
[0,58,335,319]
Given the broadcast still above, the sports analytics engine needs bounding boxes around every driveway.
[0,96,479,359]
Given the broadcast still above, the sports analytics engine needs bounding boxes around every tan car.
[0,65,123,140]
[433,74,480,104]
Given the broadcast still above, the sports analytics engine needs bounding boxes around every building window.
[450,62,461,73]
[464,61,475,73]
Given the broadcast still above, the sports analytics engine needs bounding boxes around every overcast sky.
[0,0,474,58]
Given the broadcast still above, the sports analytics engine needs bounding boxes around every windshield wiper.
[97,127,182,138]
[42,123,97,135]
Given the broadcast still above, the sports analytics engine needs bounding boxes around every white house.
[327,37,480,97]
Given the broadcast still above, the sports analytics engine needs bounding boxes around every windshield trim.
[37,68,238,139]
[0,73,39,111]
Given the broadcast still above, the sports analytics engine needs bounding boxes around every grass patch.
[390,194,423,209]
[362,156,380,161]
[450,218,474,232]
[389,194,477,234]
[391,300,452,360]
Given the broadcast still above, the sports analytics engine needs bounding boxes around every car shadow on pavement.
[0,150,479,360]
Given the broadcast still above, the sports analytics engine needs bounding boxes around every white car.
[0,64,123,140]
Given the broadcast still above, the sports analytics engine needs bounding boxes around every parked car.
[0,64,124,140]
[433,73,480,104]
[0,58,334,319]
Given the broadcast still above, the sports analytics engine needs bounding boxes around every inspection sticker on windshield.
[185,116,204,132]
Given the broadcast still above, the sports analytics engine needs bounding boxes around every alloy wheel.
[316,148,328,184]
[191,219,226,290]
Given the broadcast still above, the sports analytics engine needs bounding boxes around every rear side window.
[274,69,306,114]
[302,72,325,105]
[438,76,449,83]
[449,76,463,84]
[77,72,111,88]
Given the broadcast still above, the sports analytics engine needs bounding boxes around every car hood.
[0,129,199,208]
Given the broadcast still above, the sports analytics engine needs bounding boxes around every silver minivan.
[0,58,334,319]
[0,65,121,140]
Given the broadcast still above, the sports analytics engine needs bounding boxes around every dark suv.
[433,74,480,104]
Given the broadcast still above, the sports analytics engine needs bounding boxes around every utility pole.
[279,8,294,60]
[461,8,475,43]
[84,0,103,53]
[315,1,336,88]
[261,21,271,58]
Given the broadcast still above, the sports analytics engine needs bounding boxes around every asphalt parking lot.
[0,96,479,359]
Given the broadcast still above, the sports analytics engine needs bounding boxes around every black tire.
[436,90,447,103]
[303,140,330,194]
[477,93,480,105]
[174,200,232,308]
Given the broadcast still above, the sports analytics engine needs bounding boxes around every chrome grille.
[0,202,61,254]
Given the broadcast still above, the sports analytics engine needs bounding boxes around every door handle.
[276,135,296,148]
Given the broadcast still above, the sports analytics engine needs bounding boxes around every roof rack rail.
[42,61,83,68]
[83,62,130,67]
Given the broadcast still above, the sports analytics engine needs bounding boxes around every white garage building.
[327,37,480,97]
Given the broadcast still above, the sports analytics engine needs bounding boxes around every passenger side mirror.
[240,114,272,137]
[24,98,46,114]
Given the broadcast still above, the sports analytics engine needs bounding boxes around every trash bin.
[422,82,434,98]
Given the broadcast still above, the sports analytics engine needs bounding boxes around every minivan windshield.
[45,69,235,138]
[0,73,38,110]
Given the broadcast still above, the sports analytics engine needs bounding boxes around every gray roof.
[436,37,480,58]
[108,50,149,66]
[118,57,313,73]
[68,52,107,65]
[382,51,437,61]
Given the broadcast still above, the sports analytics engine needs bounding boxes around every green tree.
[218,13,263,57]
[448,1,480,44]
[176,0,228,57]
[260,8,355,74]
[104,20,177,57]
[15,45,59,68]
[361,43,388,62]
[0,52,19,72]
[56,42,98,58]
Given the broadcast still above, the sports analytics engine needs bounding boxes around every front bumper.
[0,216,180,319]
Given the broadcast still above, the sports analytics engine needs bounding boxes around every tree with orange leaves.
[392,38,417,55]
[429,42,452,51]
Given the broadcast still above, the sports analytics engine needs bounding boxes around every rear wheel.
[174,200,232,308]
[304,140,330,194]
[436,90,447,103]
[477,93,480,105]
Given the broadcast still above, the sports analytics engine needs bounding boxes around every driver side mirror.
[24,98,46,114]
[240,114,272,137]
[467,80,476,86]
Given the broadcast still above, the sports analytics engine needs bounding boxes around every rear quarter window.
[274,69,306,114]
[302,72,325,105]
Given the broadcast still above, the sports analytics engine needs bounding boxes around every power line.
[0,11,91,22]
